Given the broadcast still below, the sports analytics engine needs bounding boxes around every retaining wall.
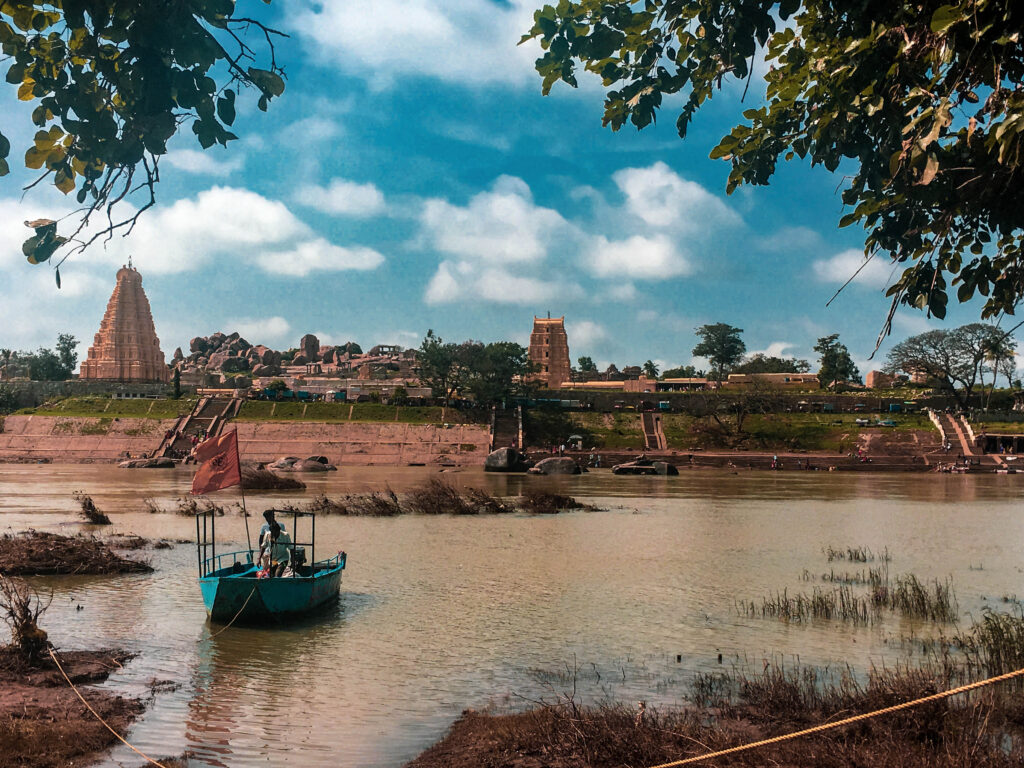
[232,421,490,466]
[0,415,175,462]
[0,416,491,466]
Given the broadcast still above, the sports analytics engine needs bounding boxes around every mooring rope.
[47,647,168,768]
[648,664,1024,767]
[207,585,258,639]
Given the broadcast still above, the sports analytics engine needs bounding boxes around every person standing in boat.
[258,509,286,568]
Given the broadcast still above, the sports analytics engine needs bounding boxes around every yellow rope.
[649,665,1024,767]
[207,585,258,639]
[47,648,167,768]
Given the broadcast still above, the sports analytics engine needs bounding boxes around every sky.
[0,0,1008,376]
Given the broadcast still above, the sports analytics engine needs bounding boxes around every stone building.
[79,264,169,382]
[528,315,570,389]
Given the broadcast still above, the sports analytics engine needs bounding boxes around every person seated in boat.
[263,521,292,577]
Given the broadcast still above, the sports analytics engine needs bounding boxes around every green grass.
[972,420,1024,434]
[235,401,486,425]
[525,410,644,450]
[659,412,937,452]
[16,396,196,420]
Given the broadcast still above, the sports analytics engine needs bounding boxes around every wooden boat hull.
[199,554,345,624]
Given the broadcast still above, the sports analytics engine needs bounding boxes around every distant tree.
[733,354,811,375]
[0,349,11,380]
[25,348,63,381]
[814,335,861,390]
[642,360,659,378]
[884,324,1012,409]
[172,368,181,400]
[343,342,363,355]
[55,334,78,377]
[460,341,535,405]
[693,323,745,384]
[577,355,597,372]
[265,379,288,397]
[0,383,15,414]
[416,330,461,405]
[659,364,700,380]
[390,385,408,405]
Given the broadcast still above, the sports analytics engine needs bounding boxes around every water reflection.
[2,465,1024,766]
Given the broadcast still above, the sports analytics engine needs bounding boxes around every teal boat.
[195,509,346,624]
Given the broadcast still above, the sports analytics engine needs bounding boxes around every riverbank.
[0,646,144,768]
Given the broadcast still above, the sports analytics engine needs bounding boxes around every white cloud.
[163,149,244,177]
[424,260,580,305]
[757,226,824,253]
[292,0,542,88]
[256,238,385,277]
[567,320,607,351]
[421,176,571,264]
[612,162,741,232]
[295,179,386,217]
[813,248,894,289]
[589,234,692,280]
[750,341,796,358]
[225,316,292,347]
[600,282,638,302]
[286,116,343,143]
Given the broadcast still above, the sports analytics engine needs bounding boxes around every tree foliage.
[1,0,285,276]
[884,323,1014,408]
[577,355,597,372]
[692,322,745,382]
[661,364,703,378]
[642,359,659,378]
[2,334,78,380]
[733,353,810,374]
[416,332,535,405]
[526,1,1024,331]
[814,334,860,388]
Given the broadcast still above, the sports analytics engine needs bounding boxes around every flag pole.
[236,430,253,559]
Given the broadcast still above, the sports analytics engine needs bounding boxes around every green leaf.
[930,5,961,35]
[0,158,7,176]
[0,131,8,158]
[55,266,60,289]
[247,67,284,98]
[216,89,236,126]
[919,153,939,185]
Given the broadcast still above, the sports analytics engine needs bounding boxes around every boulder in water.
[484,447,531,472]
[527,457,583,475]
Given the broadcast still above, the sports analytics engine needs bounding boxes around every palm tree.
[0,349,10,381]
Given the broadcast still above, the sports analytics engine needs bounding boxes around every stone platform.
[0,416,175,462]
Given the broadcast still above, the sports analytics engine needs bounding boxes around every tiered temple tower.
[528,315,570,389]
[79,264,169,382]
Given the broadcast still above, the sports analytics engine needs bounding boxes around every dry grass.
[518,491,598,515]
[241,466,306,491]
[0,531,153,575]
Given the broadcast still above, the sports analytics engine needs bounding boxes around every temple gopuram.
[528,314,570,389]
[79,263,169,383]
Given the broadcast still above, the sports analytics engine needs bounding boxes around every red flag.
[191,430,242,495]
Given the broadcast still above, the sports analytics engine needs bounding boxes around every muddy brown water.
[1,464,1023,767]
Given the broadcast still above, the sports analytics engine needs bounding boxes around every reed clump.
[173,497,226,517]
[519,490,597,515]
[410,652,1024,768]
[823,545,889,563]
[0,531,152,575]
[240,466,305,491]
[0,576,50,664]
[302,481,570,517]
[72,492,110,525]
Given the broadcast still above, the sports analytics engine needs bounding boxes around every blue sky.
[0,0,1002,375]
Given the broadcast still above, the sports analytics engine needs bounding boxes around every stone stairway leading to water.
[641,411,666,451]
[158,396,242,459]
[490,406,521,451]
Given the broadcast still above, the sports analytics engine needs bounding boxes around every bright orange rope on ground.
[649,665,1024,767]
[48,647,167,768]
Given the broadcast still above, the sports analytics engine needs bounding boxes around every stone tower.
[528,315,570,389]
[79,264,169,382]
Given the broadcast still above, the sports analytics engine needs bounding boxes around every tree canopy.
[577,355,597,372]
[693,322,745,382]
[1,0,285,278]
[416,331,535,405]
[526,1,1024,332]
[814,334,860,388]
[1,334,79,380]
[733,353,810,374]
[884,323,1013,408]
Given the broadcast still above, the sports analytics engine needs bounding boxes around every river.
[1,464,1022,767]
